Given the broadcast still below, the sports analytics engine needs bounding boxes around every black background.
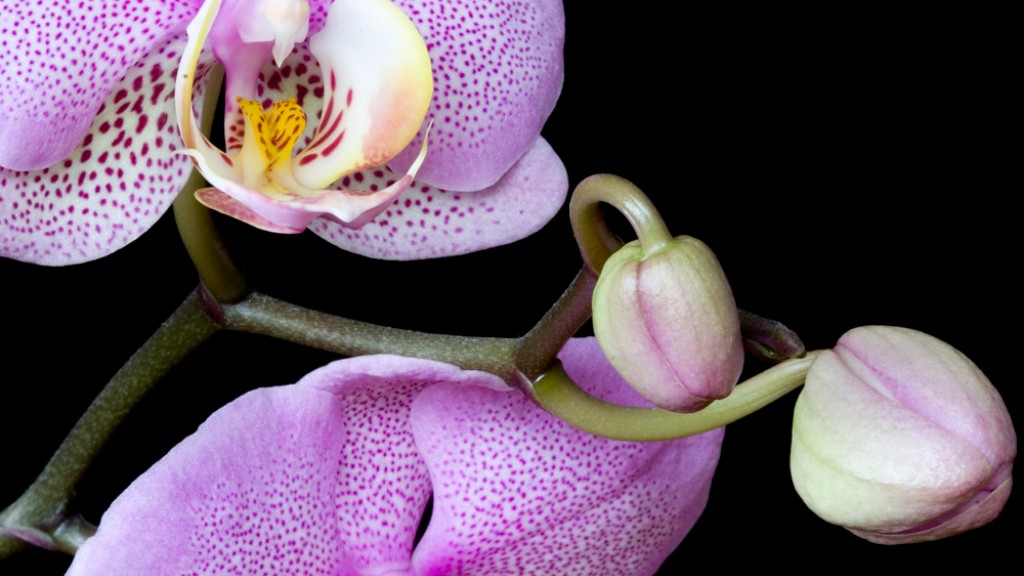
[1,2,1016,573]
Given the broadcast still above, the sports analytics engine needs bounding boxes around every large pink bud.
[592,236,744,412]
[791,326,1016,544]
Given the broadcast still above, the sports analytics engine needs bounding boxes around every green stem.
[515,174,683,383]
[173,171,248,304]
[171,65,249,304]
[0,290,220,557]
[220,292,519,379]
[526,351,821,441]
[569,174,673,273]
[514,267,598,381]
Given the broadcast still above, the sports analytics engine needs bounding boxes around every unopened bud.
[592,236,744,412]
[791,326,1015,544]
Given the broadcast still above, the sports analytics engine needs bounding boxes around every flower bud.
[791,326,1015,544]
[592,236,744,412]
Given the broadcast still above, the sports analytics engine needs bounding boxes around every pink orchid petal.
[1,34,207,265]
[388,0,565,192]
[296,355,510,573]
[410,338,725,575]
[63,342,719,574]
[67,385,350,576]
[68,355,510,576]
[0,0,199,171]
[309,136,567,259]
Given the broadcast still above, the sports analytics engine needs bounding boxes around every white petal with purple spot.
[310,137,567,259]
[410,338,724,576]
[1,34,211,265]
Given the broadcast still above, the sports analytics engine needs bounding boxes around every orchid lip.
[174,0,433,233]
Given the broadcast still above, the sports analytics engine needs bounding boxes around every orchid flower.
[65,338,724,575]
[0,0,566,265]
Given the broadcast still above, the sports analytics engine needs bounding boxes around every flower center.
[263,0,310,66]
[235,0,311,66]
[237,97,306,170]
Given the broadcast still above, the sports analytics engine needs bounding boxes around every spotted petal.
[67,355,511,576]
[297,355,511,573]
[0,0,199,172]
[67,339,722,575]
[388,0,566,192]
[309,137,567,259]
[1,34,208,265]
[410,338,724,575]
[66,385,351,576]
